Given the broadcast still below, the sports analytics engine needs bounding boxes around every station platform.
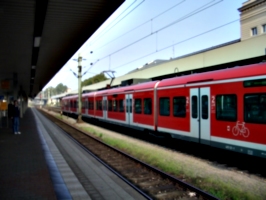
[0,107,145,200]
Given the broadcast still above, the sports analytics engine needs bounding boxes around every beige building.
[240,0,266,40]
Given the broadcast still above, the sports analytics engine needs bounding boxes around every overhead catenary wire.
[88,0,222,68]
[92,0,186,52]
[112,19,239,70]
[87,0,145,47]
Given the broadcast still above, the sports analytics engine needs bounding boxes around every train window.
[108,100,112,111]
[160,97,170,116]
[244,78,266,87]
[135,98,142,114]
[191,96,198,118]
[126,99,129,112]
[201,95,208,119]
[96,100,102,110]
[96,100,99,110]
[173,96,186,117]
[144,98,152,115]
[113,100,118,112]
[119,99,124,112]
[82,101,85,109]
[88,101,92,110]
[103,100,107,111]
[216,95,237,121]
[244,93,266,124]
[130,99,132,113]
[99,100,102,110]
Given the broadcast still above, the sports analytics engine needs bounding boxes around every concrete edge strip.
[32,108,72,200]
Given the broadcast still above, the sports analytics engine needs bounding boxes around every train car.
[91,81,159,130]
[61,62,266,158]
[83,92,95,117]
[62,95,78,114]
[156,63,266,158]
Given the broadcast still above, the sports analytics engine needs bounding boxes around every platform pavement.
[0,109,57,199]
[0,107,147,200]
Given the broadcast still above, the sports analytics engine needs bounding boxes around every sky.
[43,0,245,91]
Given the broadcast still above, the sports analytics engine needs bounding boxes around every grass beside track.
[54,114,263,200]
[79,127,258,200]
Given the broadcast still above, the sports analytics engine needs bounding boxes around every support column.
[77,54,83,123]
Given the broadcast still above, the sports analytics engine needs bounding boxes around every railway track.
[45,106,266,179]
[39,108,218,200]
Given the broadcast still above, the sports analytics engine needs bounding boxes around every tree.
[44,83,68,98]
[55,83,68,94]
[82,73,108,87]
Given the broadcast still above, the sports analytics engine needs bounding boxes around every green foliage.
[82,73,108,87]
[76,125,265,200]
[55,83,68,94]
[44,83,68,96]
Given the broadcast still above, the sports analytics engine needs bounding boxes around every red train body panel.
[62,63,266,158]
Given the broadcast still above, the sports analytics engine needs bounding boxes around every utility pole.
[72,53,91,123]
[77,54,83,123]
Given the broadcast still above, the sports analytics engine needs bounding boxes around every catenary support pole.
[77,54,83,123]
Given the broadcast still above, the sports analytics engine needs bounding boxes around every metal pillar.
[77,54,83,123]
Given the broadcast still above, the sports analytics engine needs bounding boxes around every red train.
[62,62,266,158]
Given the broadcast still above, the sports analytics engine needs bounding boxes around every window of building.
[144,98,152,115]
[134,98,142,114]
[119,99,124,112]
[244,93,266,124]
[216,94,237,121]
[160,97,170,116]
[191,96,198,118]
[262,24,266,33]
[251,27,257,36]
[173,96,186,117]
[108,100,112,111]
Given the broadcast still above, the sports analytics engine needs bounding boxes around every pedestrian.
[8,100,14,131]
[12,100,21,135]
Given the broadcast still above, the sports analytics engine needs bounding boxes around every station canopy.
[0,0,124,98]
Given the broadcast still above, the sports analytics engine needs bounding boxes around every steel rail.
[40,108,219,200]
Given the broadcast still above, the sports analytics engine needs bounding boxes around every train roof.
[157,62,266,88]
[93,81,159,96]
[62,94,78,100]
[62,62,266,100]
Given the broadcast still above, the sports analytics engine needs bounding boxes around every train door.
[126,94,133,125]
[190,87,210,144]
[85,99,88,115]
[103,96,107,120]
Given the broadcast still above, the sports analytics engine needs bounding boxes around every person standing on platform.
[13,100,21,135]
[8,100,14,132]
